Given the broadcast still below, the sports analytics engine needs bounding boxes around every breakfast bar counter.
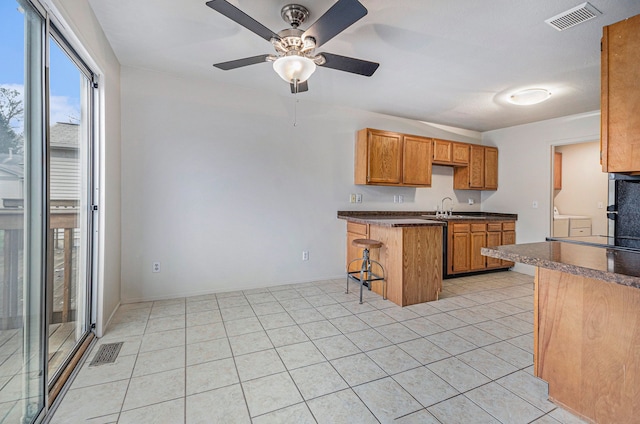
[482,241,640,424]
[338,213,448,306]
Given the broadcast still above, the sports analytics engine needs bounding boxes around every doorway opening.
[550,141,608,238]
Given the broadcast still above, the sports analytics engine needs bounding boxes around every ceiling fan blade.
[206,0,279,42]
[214,54,271,70]
[319,53,379,76]
[290,80,309,94]
[302,0,367,48]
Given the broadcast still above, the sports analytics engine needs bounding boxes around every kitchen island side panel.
[369,225,442,306]
[536,268,640,424]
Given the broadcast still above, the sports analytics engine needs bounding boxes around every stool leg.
[359,248,370,304]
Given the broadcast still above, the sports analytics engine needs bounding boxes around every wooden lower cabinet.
[501,223,516,267]
[486,223,502,268]
[346,222,368,267]
[447,220,516,275]
[470,224,487,270]
[450,224,470,273]
[369,225,442,306]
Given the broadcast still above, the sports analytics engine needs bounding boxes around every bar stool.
[347,239,386,304]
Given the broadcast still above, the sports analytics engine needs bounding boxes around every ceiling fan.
[205,0,380,93]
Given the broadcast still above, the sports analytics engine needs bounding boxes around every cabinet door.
[601,14,640,173]
[469,145,485,189]
[554,152,562,190]
[486,229,502,268]
[484,147,498,190]
[470,223,487,270]
[451,232,470,273]
[367,131,402,184]
[433,139,452,163]
[403,136,432,186]
[501,229,516,267]
[452,143,470,165]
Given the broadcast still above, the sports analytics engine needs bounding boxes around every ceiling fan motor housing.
[281,4,309,28]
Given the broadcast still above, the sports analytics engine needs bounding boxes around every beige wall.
[119,66,485,302]
[481,111,601,275]
[52,0,122,336]
[554,142,608,236]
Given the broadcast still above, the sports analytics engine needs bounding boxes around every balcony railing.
[0,204,81,330]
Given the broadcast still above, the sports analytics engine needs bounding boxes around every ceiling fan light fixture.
[273,55,316,83]
[508,88,552,105]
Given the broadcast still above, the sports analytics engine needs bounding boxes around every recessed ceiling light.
[508,88,552,106]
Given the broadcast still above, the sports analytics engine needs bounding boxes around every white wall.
[554,142,608,235]
[482,111,601,274]
[120,66,484,302]
[52,0,122,336]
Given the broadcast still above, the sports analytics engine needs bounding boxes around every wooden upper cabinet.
[433,139,452,163]
[601,13,640,174]
[469,145,485,188]
[403,135,432,186]
[355,129,432,187]
[484,147,498,190]
[452,143,470,165]
[355,129,402,185]
[356,129,497,189]
[554,152,562,190]
[433,139,469,165]
[453,144,498,191]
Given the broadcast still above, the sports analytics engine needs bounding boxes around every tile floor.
[48,271,588,424]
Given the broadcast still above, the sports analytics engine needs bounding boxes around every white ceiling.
[87,0,640,132]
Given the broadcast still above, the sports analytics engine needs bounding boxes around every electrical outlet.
[152,261,161,273]
[598,201,604,209]
[355,193,362,203]
[398,195,404,203]
[349,194,356,203]
[302,251,309,261]
[532,201,538,209]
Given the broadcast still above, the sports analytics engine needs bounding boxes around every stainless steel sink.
[421,214,486,220]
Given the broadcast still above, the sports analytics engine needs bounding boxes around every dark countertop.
[342,217,446,228]
[482,241,640,289]
[546,235,640,252]
[337,211,517,227]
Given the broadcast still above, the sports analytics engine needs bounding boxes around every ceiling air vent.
[545,2,602,31]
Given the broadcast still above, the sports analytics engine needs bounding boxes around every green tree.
[0,87,24,154]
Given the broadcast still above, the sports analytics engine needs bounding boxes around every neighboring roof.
[0,122,79,179]
[50,122,79,149]
[0,153,24,178]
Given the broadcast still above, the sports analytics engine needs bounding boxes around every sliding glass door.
[46,31,94,391]
[0,1,46,422]
[0,1,97,422]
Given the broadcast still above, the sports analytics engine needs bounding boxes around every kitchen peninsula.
[482,241,640,424]
[338,211,517,306]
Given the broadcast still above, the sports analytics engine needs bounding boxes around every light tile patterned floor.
[48,272,588,424]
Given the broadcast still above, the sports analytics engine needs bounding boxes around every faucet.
[440,197,453,217]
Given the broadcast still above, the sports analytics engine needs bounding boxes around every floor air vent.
[545,2,601,31]
[89,342,123,366]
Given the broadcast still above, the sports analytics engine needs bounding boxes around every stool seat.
[351,239,383,249]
